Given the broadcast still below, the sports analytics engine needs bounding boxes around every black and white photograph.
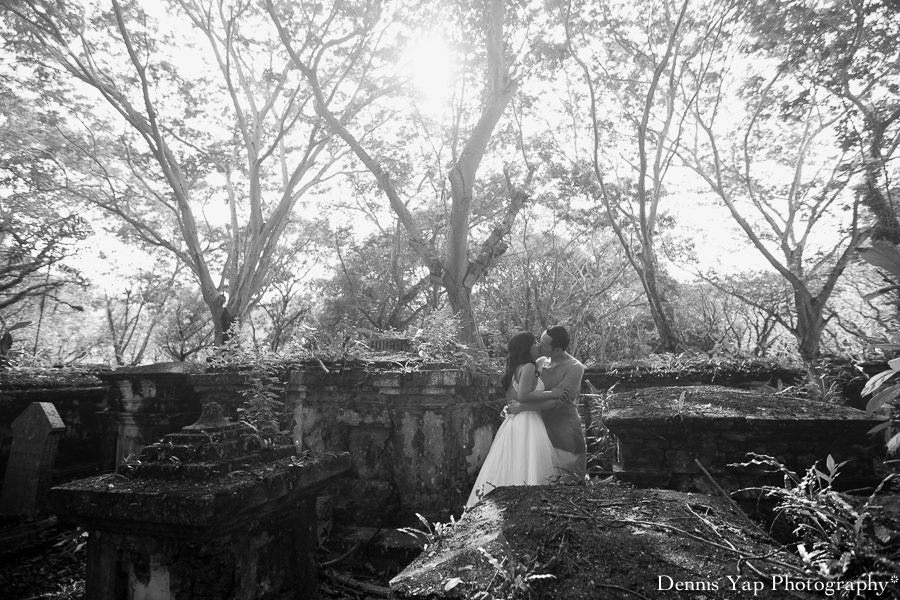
[0,0,899,597]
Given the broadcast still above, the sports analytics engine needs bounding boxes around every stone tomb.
[0,402,66,515]
[49,403,350,600]
[602,385,882,492]
[390,485,839,600]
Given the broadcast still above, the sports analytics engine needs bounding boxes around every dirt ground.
[0,518,85,600]
[0,518,394,600]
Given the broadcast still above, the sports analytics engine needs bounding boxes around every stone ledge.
[604,385,876,423]
[584,360,803,391]
[47,451,350,535]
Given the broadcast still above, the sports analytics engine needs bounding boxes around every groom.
[510,325,587,483]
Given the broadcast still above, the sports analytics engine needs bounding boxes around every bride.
[466,331,565,508]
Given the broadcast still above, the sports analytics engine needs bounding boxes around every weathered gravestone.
[0,402,66,515]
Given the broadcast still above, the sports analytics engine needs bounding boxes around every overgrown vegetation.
[397,512,461,552]
[584,388,617,477]
[0,362,107,389]
[472,548,555,600]
[736,453,900,583]
[859,356,900,456]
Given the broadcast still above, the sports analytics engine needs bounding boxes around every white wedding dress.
[465,377,557,508]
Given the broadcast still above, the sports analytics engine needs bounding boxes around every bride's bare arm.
[507,398,559,414]
[514,363,562,403]
[507,363,562,414]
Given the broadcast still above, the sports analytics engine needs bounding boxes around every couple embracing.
[466,326,587,508]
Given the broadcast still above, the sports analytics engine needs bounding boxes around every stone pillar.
[0,402,66,515]
[286,370,308,450]
[98,363,201,466]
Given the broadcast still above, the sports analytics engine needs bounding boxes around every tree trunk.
[199,284,229,347]
[794,289,826,393]
[639,248,681,353]
[444,277,481,348]
[794,291,823,360]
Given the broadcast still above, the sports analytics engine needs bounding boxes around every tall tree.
[560,0,739,352]
[266,0,529,348]
[745,0,900,367]
[746,0,900,243]
[5,0,343,344]
[683,37,866,380]
[0,48,87,319]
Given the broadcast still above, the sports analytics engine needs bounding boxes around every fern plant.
[734,453,900,581]
[473,548,555,600]
[397,512,460,551]
[207,331,290,447]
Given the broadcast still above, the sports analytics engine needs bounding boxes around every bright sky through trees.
[1,0,897,365]
[401,31,458,118]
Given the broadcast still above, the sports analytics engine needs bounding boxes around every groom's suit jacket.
[538,356,586,456]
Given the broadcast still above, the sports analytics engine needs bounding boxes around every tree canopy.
[1,0,898,371]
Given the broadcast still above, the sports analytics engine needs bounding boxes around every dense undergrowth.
[735,454,900,587]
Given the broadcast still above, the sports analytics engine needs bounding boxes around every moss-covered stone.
[602,386,882,492]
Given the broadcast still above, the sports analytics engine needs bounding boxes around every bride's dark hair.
[500,331,536,391]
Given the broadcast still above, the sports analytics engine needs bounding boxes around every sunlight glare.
[402,31,457,116]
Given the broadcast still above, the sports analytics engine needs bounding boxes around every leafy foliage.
[745,0,900,243]
[735,453,900,582]
[207,333,291,446]
[584,389,617,476]
[317,226,431,334]
[859,357,900,457]
[405,307,468,362]
[855,240,900,454]
[473,548,555,600]
[397,512,460,552]
[0,61,89,315]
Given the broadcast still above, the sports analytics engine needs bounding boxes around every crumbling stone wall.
[1,364,501,525]
[7,362,880,526]
[287,368,501,525]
